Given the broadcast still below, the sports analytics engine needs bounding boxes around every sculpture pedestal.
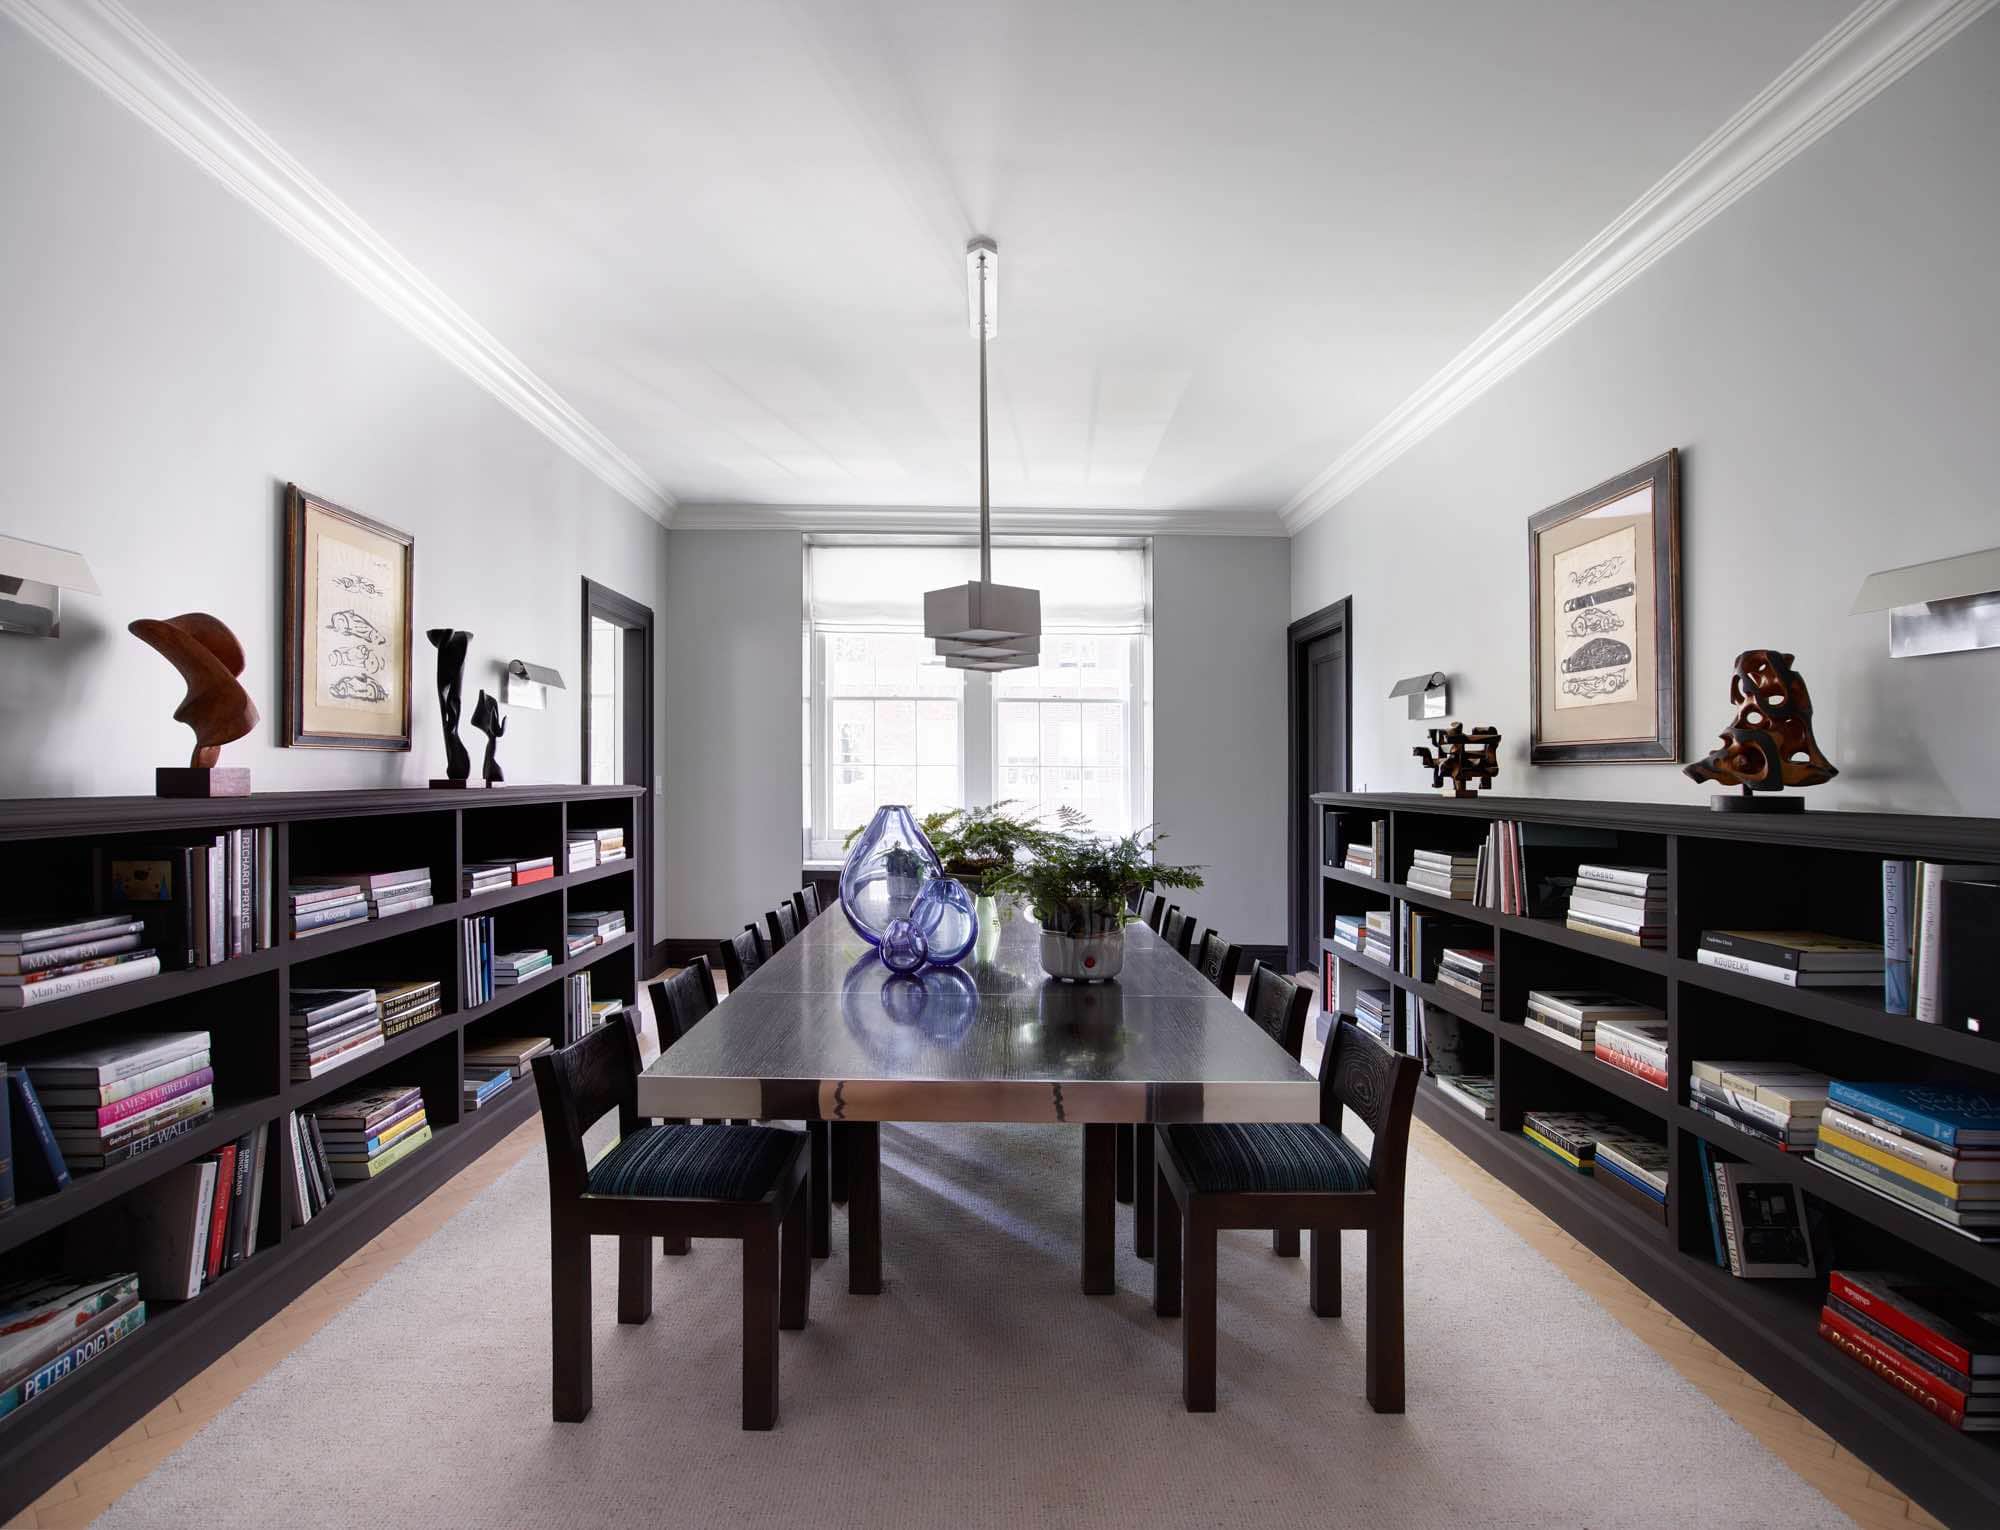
[157,766,251,799]
[1710,791,1805,813]
[428,778,488,789]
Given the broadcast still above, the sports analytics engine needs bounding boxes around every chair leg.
[780,1176,811,1331]
[830,1122,851,1204]
[1310,1226,1341,1317]
[1115,1123,1135,1204]
[551,1224,592,1422]
[1366,1219,1405,1413]
[1081,1123,1115,1295]
[808,1120,832,1259]
[1273,1226,1300,1258]
[617,1233,653,1325]
[742,1220,780,1430]
[1153,1161,1181,1318]
[847,1122,882,1295]
[1134,1127,1156,1259]
[661,1232,690,1256]
[1182,1204,1217,1412]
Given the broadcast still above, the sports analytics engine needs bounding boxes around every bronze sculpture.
[1413,722,1501,798]
[426,628,472,785]
[470,688,506,785]
[1684,649,1837,812]
[128,612,259,797]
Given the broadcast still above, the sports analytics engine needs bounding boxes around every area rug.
[94,1121,1851,1529]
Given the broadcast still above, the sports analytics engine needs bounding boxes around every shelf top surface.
[0,783,644,838]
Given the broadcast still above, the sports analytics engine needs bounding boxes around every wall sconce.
[1388,671,1450,720]
[0,534,100,638]
[503,658,565,710]
[1850,546,2000,658]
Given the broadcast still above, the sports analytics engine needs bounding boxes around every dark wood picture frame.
[1528,449,1680,764]
[283,483,414,751]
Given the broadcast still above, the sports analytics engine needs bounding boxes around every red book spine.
[515,865,555,886]
[1819,1307,1967,1426]
[95,1066,216,1128]
[1593,1040,1669,1088]
[1828,1272,1973,1375]
[206,1144,237,1282]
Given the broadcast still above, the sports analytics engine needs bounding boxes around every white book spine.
[0,956,162,1008]
[1696,948,1800,987]
[191,1160,218,1296]
[1914,861,1944,1025]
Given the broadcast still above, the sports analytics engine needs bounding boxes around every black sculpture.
[470,688,506,785]
[426,628,472,784]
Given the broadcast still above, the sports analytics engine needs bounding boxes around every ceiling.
[126,0,1852,520]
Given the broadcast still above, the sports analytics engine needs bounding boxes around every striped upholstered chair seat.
[1162,1122,1370,1194]
[587,1123,804,1201]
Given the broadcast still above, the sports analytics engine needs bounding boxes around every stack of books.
[463,1065,516,1111]
[590,999,626,1031]
[288,882,369,940]
[566,909,626,956]
[513,856,556,887]
[1361,911,1392,966]
[1811,1083,2000,1240]
[286,1110,333,1225]
[0,1274,145,1421]
[1593,1126,1669,1224]
[593,827,628,864]
[1434,947,1494,1010]
[1882,858,2000,1024]
[0,916,159,1009]
[29,1032,215,1171]
[1406,848,1477,901]
[565,833,598,874]
[465,1035,554,1082]
[494,948,552,987]
[1341,820,1387,878]
[1594,1014,1669,1089]
[376,980,443,1038]
[1522,990,1656,1053]
[316,1084,431,1184]
[1689,1061,1830,1151]
[287,988,384,1082]
[1696,930,1884,989]
[462,861,514,898]
[1435,1073,1496,1121]
[296,868,431,923]
[1567,866,1667,948]
[1331,914,1365,957]
[1522,1109,1617,1174]
[118,1126,270,1298]
[1353,984,1393,1045]
[104,828,274,969]
[461,914,496,1007]
[1821,1270,2000,1433]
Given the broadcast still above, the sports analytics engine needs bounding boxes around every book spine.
[237,829,254,958]
[224,1131,256,1271]
[207,837,226,965]
[293,901,368,933]
[226,829,242,959]
[1825,1084,1961,1150]
[1828,1272,1975,1374]
[1716,1163,1742,1275]
[1883,859,1914,1015]
[0,957,162,1008]
[8,1074,70,1192]
[1821,1108,1966,1180]
[1915,861,1944,1024]
[188,1162,216,1295]
[206,1144,235,1283]
[1827,1297,1974,1393]
[1819,1306,1968,1425]
[286,1114,312,1227]
[1814,1141,1966,1214]
[1593,1038,1668,1088]
[1696,1137,1725,1266]
[87,1067,215,1129]
[1694,948,1801,986]
[76,1111,208,1169]
[1,1303,147,1420]
[1817,1125,1970,1200]
[307,1116,335,1203]
[6,933,146,973]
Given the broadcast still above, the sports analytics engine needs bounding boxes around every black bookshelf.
[1313,791,2000,1530]
[0,785,642,1518]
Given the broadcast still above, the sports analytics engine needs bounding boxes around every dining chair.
[531,1020,812,1429]
[794,884,821,924]
[653,955,718,1041]
[1152,1015,1419,1414]
[1194,929,1241,997]
[1138,892,1168,932]
[719,926,765,990]
[1160,906,1195,959]
[765,901,800,952]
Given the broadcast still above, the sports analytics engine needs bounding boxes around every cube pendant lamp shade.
[934,634,1039,660]
[923,579,1040,645]
[945,649,1039,671]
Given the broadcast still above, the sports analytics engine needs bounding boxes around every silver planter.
[1039,925,1124,983]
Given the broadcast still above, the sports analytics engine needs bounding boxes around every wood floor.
[5,980,1946,1530]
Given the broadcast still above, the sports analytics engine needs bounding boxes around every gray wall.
[0,31,672,937]
[1292,11,2000,817]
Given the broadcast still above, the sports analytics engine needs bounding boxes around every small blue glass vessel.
[880,917,929,974]
[908,877,979,966]
[840,804,945,946]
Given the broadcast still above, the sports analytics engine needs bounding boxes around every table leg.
[847,1121,882,1295]
[1082,1123,1115,1295]
[1134,1126,1155,1259]
[808,1120,832,1259]
[1115,1123,1135,1204]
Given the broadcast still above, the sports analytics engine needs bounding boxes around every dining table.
[636,903,1320,1295]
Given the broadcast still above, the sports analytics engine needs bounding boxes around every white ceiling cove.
[19,0,1901,523]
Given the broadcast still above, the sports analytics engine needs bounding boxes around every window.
[805,542,1150,859]
[586,614,623,785]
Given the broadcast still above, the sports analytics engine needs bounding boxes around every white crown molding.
[1280,0,1996,535]
[2,0,677,525]
[669,503,1290,537]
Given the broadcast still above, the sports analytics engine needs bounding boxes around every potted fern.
[988,823,1202,982]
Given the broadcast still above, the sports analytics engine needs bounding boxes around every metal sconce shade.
[1851,546,2000,658]
[506,659,565,688]
[503,658,566,711]
[0,534,100,638]
[1389,671,1450,720]
[924,579,1041,645]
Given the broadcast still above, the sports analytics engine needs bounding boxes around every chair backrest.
[1319,1016,1421,1197]
[1160,906,1195,959]
[1138,892,1166,932]
[765,901,799,951]
[1242,961,1311,1058]
[532,1019,642,1200]
[1194,929,1241,996]
[650,956,718,1050]
[797,884,821,921]
[719,926,764,989]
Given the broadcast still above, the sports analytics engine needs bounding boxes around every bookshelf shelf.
[0,784,643,1519]
[1315,790,2000,1529]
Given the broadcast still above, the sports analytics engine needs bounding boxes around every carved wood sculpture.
[1413,722,1501,798]
[427,628,473,785]
[470,688,506,786]
[128,612,259,797]
[1684,648,1837,812]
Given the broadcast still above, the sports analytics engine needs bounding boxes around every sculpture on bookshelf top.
[470,689,506,785]
[426,627,473,786]
[1413,722,1501,797]
[128,611,258,798]
[1684,648,1838,812]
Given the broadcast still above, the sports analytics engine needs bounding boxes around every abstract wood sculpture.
[471,688,506,786]
[426,628,473,786]
[1413,722,1501,798]
[1684,649,1837,812]
[128,612,259,797]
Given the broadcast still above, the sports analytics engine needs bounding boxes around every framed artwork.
[283,484,413,751]
[1528,449,1681,764]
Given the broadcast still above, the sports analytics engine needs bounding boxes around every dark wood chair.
[792,885,821,926]
[1138,892,1167,932]
[1160,907,1196,960]
[719,926,765,990]
[1194,929,1241,997]
[1152,1016,1419,1413]
[765,901,800,952]
[531,1020,812,1429]
[652,954,718,1041]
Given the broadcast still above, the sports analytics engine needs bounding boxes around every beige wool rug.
[93,1121,1851,1529]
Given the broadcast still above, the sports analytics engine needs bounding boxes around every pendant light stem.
[977,252,991,584]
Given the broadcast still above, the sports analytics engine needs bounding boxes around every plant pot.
[1040,925,1124,983]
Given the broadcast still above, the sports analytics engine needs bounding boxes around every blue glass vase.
[840,804,944,946]
[909,877,979,966]
[880,917,929,973]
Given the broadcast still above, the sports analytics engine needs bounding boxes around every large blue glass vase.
[909,877,979,966]
[840,804,944,946]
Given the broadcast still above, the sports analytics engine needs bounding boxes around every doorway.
[1287,597,1351,974]
[582,579,656,971]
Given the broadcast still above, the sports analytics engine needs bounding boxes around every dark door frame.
[1286,596,1352,974]
[581,578,659,976]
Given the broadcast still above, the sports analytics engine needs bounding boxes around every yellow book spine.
[1523,1125,1587,1170]
[1817,1125,1964,1200]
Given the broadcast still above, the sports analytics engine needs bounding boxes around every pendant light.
[926,238,1040,672]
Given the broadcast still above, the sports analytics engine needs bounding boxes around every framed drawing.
[283,484,413,751]
[1528,449,1681,764]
